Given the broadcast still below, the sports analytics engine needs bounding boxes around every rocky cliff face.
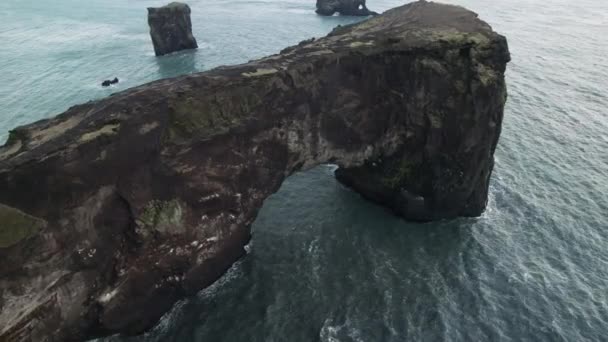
[0,2,509,341]
[316,0,378,16]
[148,2,198,56]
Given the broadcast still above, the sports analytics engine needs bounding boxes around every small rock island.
[0,2,509,341]
[316,0,378,16]
[148,2,198,56]
[101,77,119,87]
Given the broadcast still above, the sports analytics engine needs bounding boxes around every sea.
[0,0,607,341]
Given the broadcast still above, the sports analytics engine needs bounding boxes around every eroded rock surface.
[0,2,509,341]
[316,0,378,16]
[148,2,198,56]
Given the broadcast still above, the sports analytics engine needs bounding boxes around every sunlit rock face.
[148,2,198,56]
[0,2,509,341]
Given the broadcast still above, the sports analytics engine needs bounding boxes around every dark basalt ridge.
[316,0,378,16]
[148,2,198,56]
[0,2,509,341]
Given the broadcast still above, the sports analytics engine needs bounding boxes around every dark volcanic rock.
[0,2,509,341]
[316,0,378,16]
[101,78,119,87]
[148,2,198,56]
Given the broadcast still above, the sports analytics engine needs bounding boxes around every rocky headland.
[0,1,509,341]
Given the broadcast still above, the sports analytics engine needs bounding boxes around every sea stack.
[316,0,378,16]
[148,2,198,56]
[0,2,509,340]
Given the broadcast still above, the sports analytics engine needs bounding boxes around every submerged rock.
[0,2,509,340]
[148,2,198,56]
[316,0,378,16]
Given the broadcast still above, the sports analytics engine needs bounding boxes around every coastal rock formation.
[148,2,198,56]
[101,78,119,87]
[316,0,378,16]
[0,2,509,341]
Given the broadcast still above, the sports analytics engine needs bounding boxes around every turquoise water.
[1,0,608,341]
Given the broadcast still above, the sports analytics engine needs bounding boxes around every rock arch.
[316,0,378,16]
[0,2,509,340]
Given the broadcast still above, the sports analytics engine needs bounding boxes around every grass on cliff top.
[0,204,44,248]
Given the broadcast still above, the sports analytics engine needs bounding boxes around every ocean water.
[1,0,607,341]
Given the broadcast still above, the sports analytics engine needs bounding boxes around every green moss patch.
[166,90,261,142]
[476,63,498,86]
[242,68,278,77]
[0,204,45,248]
[137,199,184,233]
[430,30,490,47]
[382,159,417,189]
